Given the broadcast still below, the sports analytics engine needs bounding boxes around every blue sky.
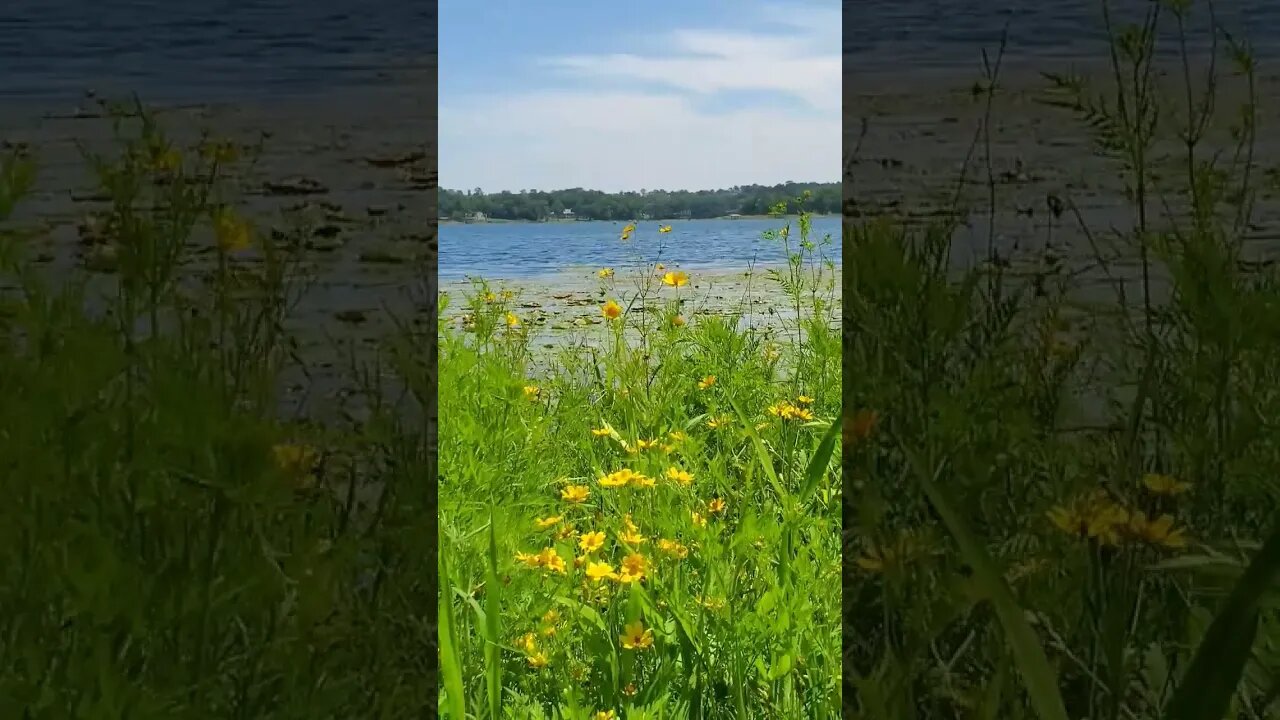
[439,0,840,192]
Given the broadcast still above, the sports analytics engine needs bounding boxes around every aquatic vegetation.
[438,212,842,717]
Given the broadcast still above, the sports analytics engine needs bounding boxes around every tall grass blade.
[439,546,467,720]
[1165,524,1280,720]
[799,416,840,504]
[902,447,1070,720]
[485,510,502,718]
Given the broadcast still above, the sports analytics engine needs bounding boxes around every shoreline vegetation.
[847,4,1280,720]
[439,182,839,222]
[439,212,839,225]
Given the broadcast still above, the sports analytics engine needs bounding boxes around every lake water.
[847,0,1280,71]
[0,0,435,105]
[438,217,842,281]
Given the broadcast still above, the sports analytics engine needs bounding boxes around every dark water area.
[845,0,1280,70]
[0,0,436,106]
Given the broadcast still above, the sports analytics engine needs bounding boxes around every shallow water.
[439,216,842,281]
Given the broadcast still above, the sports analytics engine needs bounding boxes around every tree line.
[438,182,839,221]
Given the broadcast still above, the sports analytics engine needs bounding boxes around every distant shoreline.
[438,213,838,226]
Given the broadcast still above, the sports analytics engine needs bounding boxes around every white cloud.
[440,3,839,192]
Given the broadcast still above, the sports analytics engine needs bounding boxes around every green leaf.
[485,510,503,719]
[799,416,840,504]
[438,547,467,720]
[726,395,787,503]
[902,448,1070,720]
[1165,524,1280,720]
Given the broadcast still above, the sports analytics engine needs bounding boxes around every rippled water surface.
[0,0,435,104]
[846,0,1280,70]
[439,217,842,281]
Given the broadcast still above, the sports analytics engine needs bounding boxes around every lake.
[0,0,434,105]
[846,0,1280,71]
[438,217,842,281]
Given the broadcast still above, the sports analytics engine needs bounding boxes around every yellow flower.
[501,290,515,300]
[526,651,550,669]
[598,267,615,279]
[706,417,728,429]
[1126,511,1190,549]
[586,561,618,582]
[1047,491,1130,546]
[707,497,726,515]
[154,148,182,172]
[579,530,606,554]
[213,207,251,253]
[1142,473,1192,497]
[506,312,521,329]
[692,511,707,527]
[536,548,566,574]
[698,375,716,390]
[272,442,318,488]
[482,291,497,303]
[534,515,563,529]
[665,467,694,486]
[658,538,689,559]
[594,711,617,720]
[631,473,655,488]
[561,485,590,503]
[668,431,687,442]
[619,527,645,546]
[598,469,632,488]
[659,225,672,233]
[635,438,660,451]
[519,632,539,654]
[796,395,815,405]
[542,608,560,625]
[671,314,686,327]
[662,270,690,287]
[619,620,654,649]
[602,300,623,320]
[619,553,649,583]
[555,524,577,541]
[591,427,612,437]
[515,551,542,568]
[523,385,541,400]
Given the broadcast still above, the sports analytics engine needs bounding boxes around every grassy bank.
[437,214,842,717]
[0,102,439,717]
[846,5,1280,719]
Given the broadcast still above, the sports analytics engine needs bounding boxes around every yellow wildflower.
[665,467,694,486]
[1142,473,1192,497]
[658,538,689,559]
[534,515,563,529]
[555,524,577,541]
[671,314,686,327]
[1126,511,1190,549]
[619,526,645,546]
[595,711,617,720]
[620,620,654,650]
[619,553,648,583]
[1047,491,1130,546]
[482,291,497,303]
[598,469,632,488]
[659,225,672,233]
[536,547,566,574]
[602,300,623,320]
[797,395,815,405]
[707,497,726,515]
[586,561,618,582]
[598,267,615,279]
[631,473,655,488]
[698,375,716,390]
[526,652,549,669]
[213,207,251,253]
[561,485,590,503]
[691,511,707,527]
[272,442,318,488]
[506,312,521,329]
[579,530,606,554]
[523,385,541,400]
[662,270,689,287]
[591,427,612,437]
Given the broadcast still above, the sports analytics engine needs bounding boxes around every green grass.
[0,101,439,718]
[436,210,842,718]
[844,4,1280,719]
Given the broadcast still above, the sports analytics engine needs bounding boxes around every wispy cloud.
[440,2,839,191]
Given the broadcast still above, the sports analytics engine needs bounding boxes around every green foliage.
[438,182,840,222]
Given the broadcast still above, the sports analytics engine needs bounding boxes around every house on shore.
[467,211,487,223]
[561,208,575,220]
